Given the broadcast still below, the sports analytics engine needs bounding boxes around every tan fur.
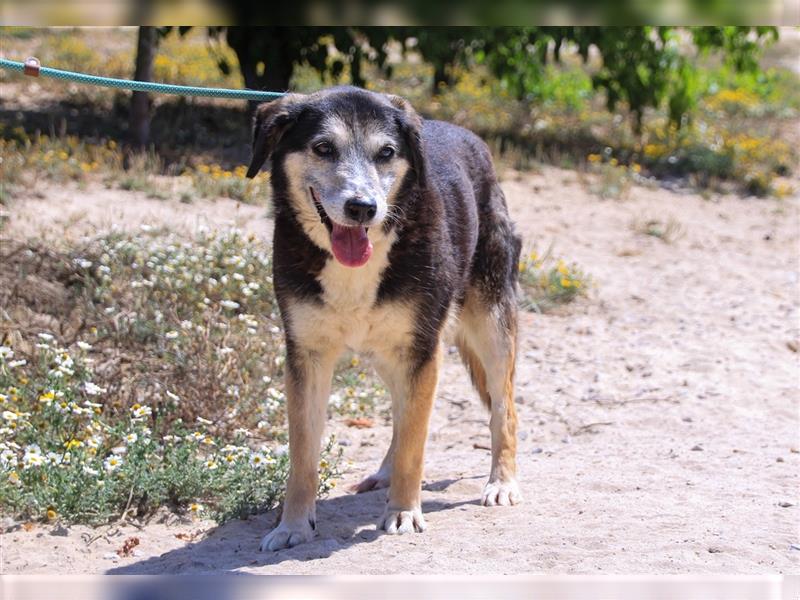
[455,290,519,488]
[455,337,491,408]
[385,345,442,510]
[282,347,338,523]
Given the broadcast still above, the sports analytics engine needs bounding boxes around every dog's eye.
[377,145,395,161]
[313,142,334,157]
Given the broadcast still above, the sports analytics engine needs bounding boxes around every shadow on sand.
[108,476,481,575]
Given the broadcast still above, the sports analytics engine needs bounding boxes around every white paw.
[352,471,391,494]
[259,517,316,551]
[379,506,427,534]
[481,478,522,507]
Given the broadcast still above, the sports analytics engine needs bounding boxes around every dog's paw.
[481,478,522,507]
[259,518,315,551]
[379,507,427,535]
[352,472,391,494]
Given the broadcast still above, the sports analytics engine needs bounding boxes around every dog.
[246,86,522,551]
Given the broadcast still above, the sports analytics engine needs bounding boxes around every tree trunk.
[432,61,451,95]
[130,26,158,149]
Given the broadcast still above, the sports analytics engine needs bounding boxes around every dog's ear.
[246,94,305,179]
[387,94,426,188]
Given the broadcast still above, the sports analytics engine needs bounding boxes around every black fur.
[248,87,521,374]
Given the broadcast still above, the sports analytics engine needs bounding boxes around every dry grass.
[631,215,686,244]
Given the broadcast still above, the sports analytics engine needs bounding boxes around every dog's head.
[247,87,424,268]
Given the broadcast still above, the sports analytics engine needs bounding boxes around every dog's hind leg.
[352,422,395,493]
[352,359,407,494]
[456,290,522,507]
[260,344,339,551]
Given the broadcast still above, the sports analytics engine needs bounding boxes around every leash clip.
[23,57,41,77]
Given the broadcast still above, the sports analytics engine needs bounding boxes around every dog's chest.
[286,238,415,356]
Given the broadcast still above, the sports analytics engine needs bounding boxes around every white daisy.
[249,452,267,468]
[84,382,107,396]
[103,455,123,472]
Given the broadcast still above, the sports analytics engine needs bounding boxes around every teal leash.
[0,57,285,101]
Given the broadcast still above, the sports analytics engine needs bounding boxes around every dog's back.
[422,119,522,309]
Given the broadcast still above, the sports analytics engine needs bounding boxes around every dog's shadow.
[107,477,480,574]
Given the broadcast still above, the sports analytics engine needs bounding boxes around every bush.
[0,338,341,525]
[190,164,271,204]
[517,246,589,313]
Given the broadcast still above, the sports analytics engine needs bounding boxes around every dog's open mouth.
[310,187,373,268]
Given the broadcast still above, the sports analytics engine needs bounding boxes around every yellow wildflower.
[644,144,665,158]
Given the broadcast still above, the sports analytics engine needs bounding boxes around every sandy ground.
[1,167,798,575]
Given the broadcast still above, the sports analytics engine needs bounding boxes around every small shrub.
[631,215,685,243]
[586,153,639,200]
[517,246,589,313]
[68,228,285,436]
[330,355,388,420]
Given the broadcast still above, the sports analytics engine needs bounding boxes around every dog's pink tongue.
[331,224,373,267]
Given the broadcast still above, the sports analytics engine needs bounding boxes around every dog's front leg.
[378,345,442,534]
[260,346,338,551]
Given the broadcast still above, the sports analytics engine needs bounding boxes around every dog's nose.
[344,197,377,224]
